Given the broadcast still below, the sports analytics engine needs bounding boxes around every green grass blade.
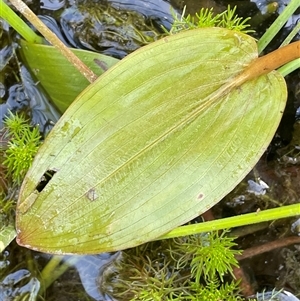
[258,0,300,54]
[0,0,43,43]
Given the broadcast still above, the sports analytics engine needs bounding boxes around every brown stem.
[232,266,255,296]
[236,236,300,260]
[9,0,98,83]
[235,40,300,86]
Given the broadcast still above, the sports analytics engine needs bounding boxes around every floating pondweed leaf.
[19,40,119,113]
[16,27,287,254]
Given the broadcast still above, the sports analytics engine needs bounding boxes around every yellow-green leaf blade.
[16,28,287,254]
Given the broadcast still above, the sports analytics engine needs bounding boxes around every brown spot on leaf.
[94,59,108,71]
[197,193,204,199]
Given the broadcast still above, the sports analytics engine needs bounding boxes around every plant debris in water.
[59,0,173,58]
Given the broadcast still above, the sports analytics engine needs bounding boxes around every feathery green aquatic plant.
[165,6,253,35]
[2,112,41,185]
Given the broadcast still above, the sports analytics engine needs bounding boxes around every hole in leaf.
[36,169,57,192]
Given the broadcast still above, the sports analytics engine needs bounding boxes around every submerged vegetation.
[164,5,254,35]
[2,112,41,185]
[0,112,41,230]
[104,231,249,301]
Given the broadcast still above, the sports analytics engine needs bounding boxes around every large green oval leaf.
[16,27,287,254]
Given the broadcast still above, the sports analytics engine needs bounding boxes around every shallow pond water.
[1,0,300,300]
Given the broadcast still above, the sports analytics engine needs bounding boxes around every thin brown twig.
[236,235,300,261]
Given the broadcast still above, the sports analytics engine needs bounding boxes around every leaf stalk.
[235,40,300,85]
[159,203,300,240]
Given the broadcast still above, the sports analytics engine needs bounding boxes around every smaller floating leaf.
[16,28,287,254]
[19,40,119,112]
